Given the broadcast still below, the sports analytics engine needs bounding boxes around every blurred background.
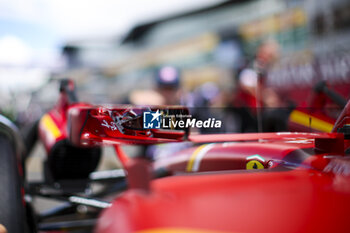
[1,0,349,126]
[1,0,349,214]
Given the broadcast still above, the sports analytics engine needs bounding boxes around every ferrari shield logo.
[246,160,264,169]
[246,154,265,170]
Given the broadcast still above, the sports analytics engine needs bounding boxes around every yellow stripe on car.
[186,144,214,172]
[40,114,62,139]
[137,228,229,233]
[289,110,333,132]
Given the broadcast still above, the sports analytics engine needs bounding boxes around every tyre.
[0,135,27,233]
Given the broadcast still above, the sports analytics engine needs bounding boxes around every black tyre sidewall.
[0,135,26,233]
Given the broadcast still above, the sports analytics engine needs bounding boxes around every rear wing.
[68,105,190,146]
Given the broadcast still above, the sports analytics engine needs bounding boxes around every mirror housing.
[68,105,190,146]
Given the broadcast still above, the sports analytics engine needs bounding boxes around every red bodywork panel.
[153,133,344,174]
[96,131,350,233]
[97,169,350,233]
[154,141,312,173]
[95,103,349,233]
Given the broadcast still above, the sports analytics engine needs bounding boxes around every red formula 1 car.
[1,79,350,233]
[91,107,350,233]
